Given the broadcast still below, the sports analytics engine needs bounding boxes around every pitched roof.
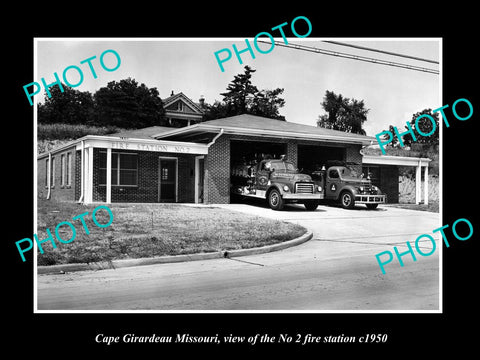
[154,113,375,145]
[162,92,204,114]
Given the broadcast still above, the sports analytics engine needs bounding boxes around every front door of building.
[159,158,177,202]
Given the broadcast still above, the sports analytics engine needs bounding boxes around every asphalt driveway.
[37,202,441,311]
[217,200,440,252]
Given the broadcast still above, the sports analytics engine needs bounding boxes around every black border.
[7,5,478,355]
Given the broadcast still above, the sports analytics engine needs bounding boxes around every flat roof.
[363,154,431,166]
[153,114,376,145]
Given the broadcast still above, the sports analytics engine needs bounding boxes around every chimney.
[199,95,205,107]
[170,90,174,96]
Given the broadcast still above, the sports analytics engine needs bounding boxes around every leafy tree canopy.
[38,78,166,129]
[38,85,95,125]
[204,66,286,121]
[317,90,369,135]
[94,78,165,128]
[380,108,439,149]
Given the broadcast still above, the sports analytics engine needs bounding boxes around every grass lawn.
[36,199,307,266]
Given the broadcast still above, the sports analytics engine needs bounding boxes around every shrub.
[38,123,125,140]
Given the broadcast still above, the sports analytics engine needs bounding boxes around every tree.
[220,65,258,115]
[94,78,165,128]
[203,100,229,121]
[204,66,286,120]
[37,78,167,129]
[380,108,439,149]
[38,85,95,125]
[316,90,369,135]
[408,108,439,146]
[250,88,286,121]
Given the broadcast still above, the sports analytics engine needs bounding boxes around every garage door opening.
[230,140,287,204]
[297,145,345,175]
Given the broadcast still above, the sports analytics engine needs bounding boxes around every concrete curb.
[37,231,313,275]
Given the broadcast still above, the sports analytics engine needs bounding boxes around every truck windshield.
[270,162,296,172]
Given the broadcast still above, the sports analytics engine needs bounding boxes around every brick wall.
[37,146,77,202]
[204,135,230,204]
[345,144,363,173]
[286,141,298,167]
[92,149,196,203]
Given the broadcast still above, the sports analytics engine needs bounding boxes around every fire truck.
[310,164,386,209]
[231,156,324,211]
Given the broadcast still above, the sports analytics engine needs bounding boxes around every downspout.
[78,140,85,203]
[46,152,52,200]
[207,128,224,148]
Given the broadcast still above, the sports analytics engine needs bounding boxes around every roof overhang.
[37,135,210,159]
[153,123,374,146]
[363,154,431,167]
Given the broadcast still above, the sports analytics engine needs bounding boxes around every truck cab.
[312,165,386,209]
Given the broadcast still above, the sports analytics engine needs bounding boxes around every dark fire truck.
[311,165,386,209]
[231,157,324,211]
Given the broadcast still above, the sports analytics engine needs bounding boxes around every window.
[60,152,72,187]
[161,167,169,180]
[45,159,49,186]
[99,152,138,186]
[270,161,297,172]
[60,154,65,186]
[51,157,55,187]
[66,152,72,186]
[329,169,339,179]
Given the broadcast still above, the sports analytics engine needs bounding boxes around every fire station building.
[37,94,431,205]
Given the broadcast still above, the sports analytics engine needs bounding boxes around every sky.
[35,38,441,137]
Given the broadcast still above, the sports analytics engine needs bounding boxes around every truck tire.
[268,188,284,210]
[304,201,319,211]
[340,191,355,209]
[366,203,378,210]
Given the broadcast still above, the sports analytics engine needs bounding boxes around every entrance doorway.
[158,157,177,202]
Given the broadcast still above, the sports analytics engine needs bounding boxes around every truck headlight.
[283,185,289,192]
[317,185,322,192]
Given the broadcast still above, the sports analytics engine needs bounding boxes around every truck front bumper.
[355,194,386,204]
[282,193,324,200]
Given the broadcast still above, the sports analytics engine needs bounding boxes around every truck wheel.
[268,189,284,210]
[366,203,378,210]
[340,191,355,209]
[304,201,319,211]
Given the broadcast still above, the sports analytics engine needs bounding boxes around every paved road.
[37,203,441,311]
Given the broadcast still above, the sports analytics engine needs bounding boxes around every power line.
[257,40,439,75]
[322,40,439,64]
